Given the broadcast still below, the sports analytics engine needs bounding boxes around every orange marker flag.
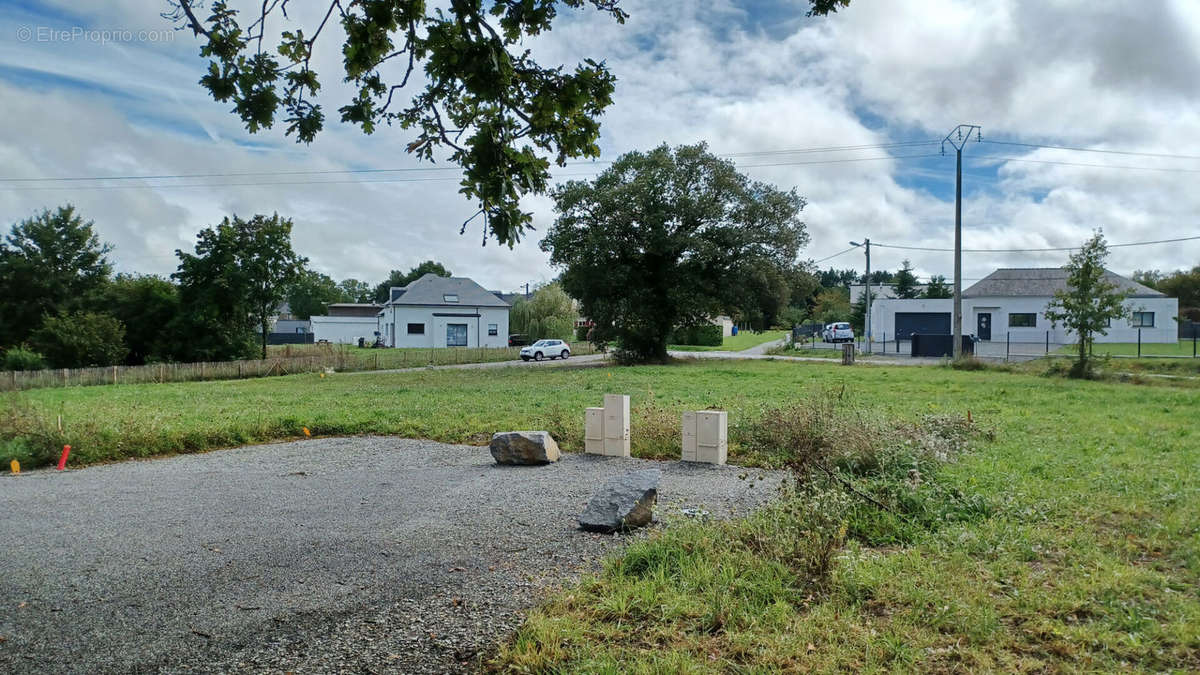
[302,426,312,438]
[9,459,19,474]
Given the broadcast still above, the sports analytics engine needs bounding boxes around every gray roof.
[963,267,1165,298]
[385,274,511,307]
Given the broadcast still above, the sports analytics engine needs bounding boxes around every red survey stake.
[57,445,71,471]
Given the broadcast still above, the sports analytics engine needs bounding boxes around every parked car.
[520,339,571,361]
[508,333,529,347]
[822,322,855,343]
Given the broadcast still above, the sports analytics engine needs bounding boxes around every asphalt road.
[0,437,782,673]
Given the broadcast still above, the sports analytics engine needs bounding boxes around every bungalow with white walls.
[868,267,1178,344]
[310,303,382,344]
[377,274,510,348]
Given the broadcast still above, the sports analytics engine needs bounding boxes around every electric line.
[0,153,941,192]
[980,139,1200,161]
[0,141,941,185]
[721,140,939,158]
[872,234,1200,253]
[971,154,1200,174]
[810,246,860,264]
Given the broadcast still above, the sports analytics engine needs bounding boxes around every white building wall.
[310,316,378,344]
[380,305,510,348]
[870,296,1179,344]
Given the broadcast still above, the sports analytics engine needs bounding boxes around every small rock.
[578,469,660,533]
[489,431,560,465]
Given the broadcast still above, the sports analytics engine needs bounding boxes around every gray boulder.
[489,431,561,465]
[578,469,661,533]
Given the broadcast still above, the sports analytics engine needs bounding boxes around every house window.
[295,327,306,334]
[488,323,498,336]
[1009,313,1037,328]
[407,323,425,335]
[447,323,468,347]
[443,294,459,303]
[1132,312,1155,328]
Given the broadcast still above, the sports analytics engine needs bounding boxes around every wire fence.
[786,326,1199,362]
[0,343,601,392]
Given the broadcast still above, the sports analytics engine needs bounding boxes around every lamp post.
[850,239,871,353]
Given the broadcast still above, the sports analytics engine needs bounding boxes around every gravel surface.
[0,437,783,673]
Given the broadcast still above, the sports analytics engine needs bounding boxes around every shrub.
[2,346,46,371]
[30,311,128,368]
[575,324,590,342]
[670,324,722,346]
[740,391,992,545]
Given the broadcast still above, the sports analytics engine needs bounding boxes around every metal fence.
[785,326,1199,362]
[0,343,600,392]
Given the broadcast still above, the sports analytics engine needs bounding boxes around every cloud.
[1,0,1197,295]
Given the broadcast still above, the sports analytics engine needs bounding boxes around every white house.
[868,267,1178,344]
[310,303,382,344]
[377,274,510,348]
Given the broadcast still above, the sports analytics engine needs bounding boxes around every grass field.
[1054,340,1199,358]
[670,330,786,352]
[3,359,1198,670]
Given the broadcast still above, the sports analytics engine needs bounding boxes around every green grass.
[486,361,1200,672]
[670,330,786,352]
[3,359,1199,670]
[1055,340,1199,358]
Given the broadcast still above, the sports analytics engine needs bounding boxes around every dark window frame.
[487,323,498,336]
[447,323,468,347]
[407,323,425,335]
[1008,313,1037,328]
[1132,311,1155,328]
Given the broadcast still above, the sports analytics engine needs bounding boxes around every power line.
[0,153,941,192]
[721,140,939,158]
[980,139,1200,161]
[810,246,860,264]
[0,141,941,185]
[872,234,1200,253]
[971,154,1200,174]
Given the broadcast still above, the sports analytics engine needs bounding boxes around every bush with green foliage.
[2,347,46,371]
[670,324,723,346]
[30,311,128,368]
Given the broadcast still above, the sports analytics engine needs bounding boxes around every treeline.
[1134,267,1200,323]
[0,205,454,371]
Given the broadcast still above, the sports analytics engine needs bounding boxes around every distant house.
[869,267,1178,344]
[377,274,510,348]
[310,303,382,344]
[268,301,313,344]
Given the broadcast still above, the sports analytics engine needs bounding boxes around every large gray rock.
[489,431,561,465]
[578,469,661,533]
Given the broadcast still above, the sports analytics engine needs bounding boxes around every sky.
[1,0,1199,293]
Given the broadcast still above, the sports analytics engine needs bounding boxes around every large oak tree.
[542,143,807,362]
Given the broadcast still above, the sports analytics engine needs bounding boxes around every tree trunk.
[261,314,269,360]
[1075,330,1089,378]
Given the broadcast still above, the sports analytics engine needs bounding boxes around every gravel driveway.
[0,437,783,673]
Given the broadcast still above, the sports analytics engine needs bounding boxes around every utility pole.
[850,239,871,353]
[942,124,981,359]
